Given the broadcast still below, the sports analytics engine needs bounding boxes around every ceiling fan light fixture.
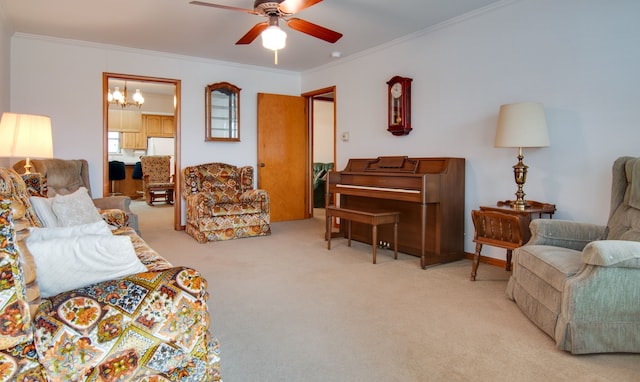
[261,25,286,51]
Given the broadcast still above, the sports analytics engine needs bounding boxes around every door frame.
[102,72,182,231]
[302,86,336,216]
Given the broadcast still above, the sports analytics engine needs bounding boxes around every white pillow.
[26,234,148,298]
[28,220,112,241]
[29,196,59,227]
[51,187,103,227]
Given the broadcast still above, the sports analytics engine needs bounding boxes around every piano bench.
[326,206,400,264]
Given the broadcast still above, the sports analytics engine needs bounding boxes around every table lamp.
[494,102,550,210]
[0,112,54,174]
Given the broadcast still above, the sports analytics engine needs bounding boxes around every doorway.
[255,87,336,222]
[303,87,336,217]
[102,73,182,231]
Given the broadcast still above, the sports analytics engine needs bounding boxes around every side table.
[470,200,556,281]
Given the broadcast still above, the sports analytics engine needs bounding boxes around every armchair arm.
[99,208,129,229]
[239,189,269,203]
[582,240,640,268]
[93,196,140,233]
[528,219,606,251]
[93,195,132,211]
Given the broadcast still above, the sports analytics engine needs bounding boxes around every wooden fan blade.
[287,18,343,43]
[236,22,269,45]
[189,1,258,15]
[279,0,323,15]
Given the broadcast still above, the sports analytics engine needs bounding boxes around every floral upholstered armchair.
[183,162,271,243]
[0,167,222,380]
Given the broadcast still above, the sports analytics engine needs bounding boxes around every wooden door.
[257,93,309,222]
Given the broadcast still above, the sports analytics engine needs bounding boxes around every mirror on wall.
[205,81,240,141]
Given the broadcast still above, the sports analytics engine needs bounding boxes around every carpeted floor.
[130,201,640,382]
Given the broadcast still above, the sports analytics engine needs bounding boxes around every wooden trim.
[302,85,336,215]
[103,72,182,231]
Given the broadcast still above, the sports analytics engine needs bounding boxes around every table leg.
[470,242,483,281]
[506,249,513,271]
[347,220,352,247]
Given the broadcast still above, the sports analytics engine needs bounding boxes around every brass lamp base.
[511,147,528,210]
[23,157,33,174]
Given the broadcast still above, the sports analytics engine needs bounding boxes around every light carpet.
[130,201,640,382]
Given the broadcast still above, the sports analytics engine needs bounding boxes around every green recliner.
[507,156,640,354]
[313,162,333,208]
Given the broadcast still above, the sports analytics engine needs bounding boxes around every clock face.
[391,82,403,99]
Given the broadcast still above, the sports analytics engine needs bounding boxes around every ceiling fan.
[189,0,343,46]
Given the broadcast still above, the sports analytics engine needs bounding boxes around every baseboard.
[464,252,507,269]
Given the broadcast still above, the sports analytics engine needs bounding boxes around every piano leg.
[326,211,332,249]
[421,203,427,269]
[372,224,377,264]
[393,219,398,260]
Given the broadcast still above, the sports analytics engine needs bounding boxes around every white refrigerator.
[146,137,175,176]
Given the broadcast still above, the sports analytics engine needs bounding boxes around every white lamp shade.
[0,112,54,158]
[262,26,287,50]
[494,102,550,148]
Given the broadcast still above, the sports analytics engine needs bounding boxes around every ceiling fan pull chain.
[274,49,279,65]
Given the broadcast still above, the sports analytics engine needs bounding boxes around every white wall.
[0,10,9,114]
[302,0,640,259]
[0,8,11,168]
[9,34,301,198]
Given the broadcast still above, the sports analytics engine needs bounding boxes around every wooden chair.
[140,155,174,206]
[470,209,527,281]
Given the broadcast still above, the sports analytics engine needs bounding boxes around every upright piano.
[326,156,465,268]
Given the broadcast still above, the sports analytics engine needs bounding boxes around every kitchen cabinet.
[145,114,174,138]
[121,123,147,150]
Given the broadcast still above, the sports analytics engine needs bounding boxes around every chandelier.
[108,82,144,108]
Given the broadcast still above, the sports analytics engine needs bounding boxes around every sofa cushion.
[29,196,58,227]
[51,187,103,227]
[30,187,104,228]
[26,234,147,298]
[509,245,585,338]
[29,220,111,240]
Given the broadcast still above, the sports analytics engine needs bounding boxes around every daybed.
[507,156,640,354]
[183,162,271,243]
[0,167,222,380]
